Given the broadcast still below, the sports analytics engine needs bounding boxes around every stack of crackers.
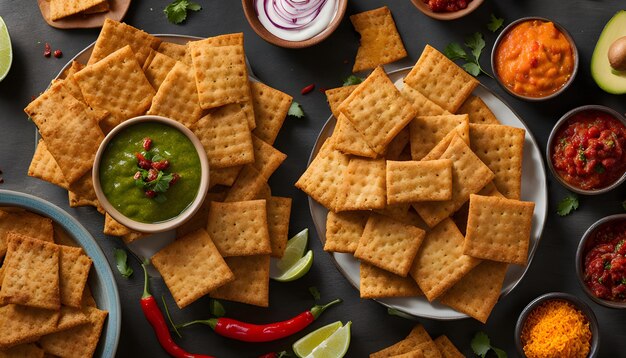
[297,45,535,323]
[26,19,295,308]
[48,0,112,22]
[0,209,107,357]
[370,324,465,358]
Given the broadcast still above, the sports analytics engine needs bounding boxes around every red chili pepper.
[140,263,214,358]
[176,299,341,343]
[43,43,51,57]
[301,84,315,95]
[53,49,62,58]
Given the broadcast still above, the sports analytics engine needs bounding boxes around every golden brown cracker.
[463,194,534,265]
[209,165,242,188]
[350,6,407,72]
[370,324,433,358]
[28,140,70,190]
[250,81,293,145]
[360,262,423,299]
[324,211,369,254]
[420,121,470,162]
[56,306,90,331]
[386,160,453,204]
[68,172,102,213]
[88,18,161,65]
[152,229,234,308]
[251,135,287,180]
[332,114,379,158]
[456,95,499,124]
[157,41,191,64]
[0,210,54,257]
[325,85,358,119]
[210,255,270,307]
[375,204,429,230]
[266,197,292,258]
[336,158,387,211]
[83,0,110,14]
[49,0,106,21]
[0,343,45,358]
[401,85,450,117]
[409,114,468,161]
[59,246,92,308]
[385,127,410,160]
[224,165,267,202]
[433,336,465,358]
[0,304,60,349]
[142,50,177,91]
[452,182,503,236]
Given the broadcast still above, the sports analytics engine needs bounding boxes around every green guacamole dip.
[99,122,201,223]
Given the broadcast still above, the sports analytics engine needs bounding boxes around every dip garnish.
[254,0,337,42]
[133,137,180,202]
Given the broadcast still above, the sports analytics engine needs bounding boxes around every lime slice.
[276,228,308,272]
[293,321,343,358]
[271,249,313,282]
[303,321,352,358]
[0,16,12,82]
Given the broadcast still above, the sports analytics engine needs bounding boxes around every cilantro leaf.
[150,172,173,193]
[471,332,491,358]
[463,62,481,76]
[113,248,133,279]
[387,307,413,320]
[343,75,364,86]
[493,347,508,358]
[164,0,201,24]
[309,286,321,301]
[288,101,305,118]
[209,299,226,317]
[444,42,468,61]
[445,35,492,78]
[557,194,579,216]
[465,32,485,63]
[487,14,504,32]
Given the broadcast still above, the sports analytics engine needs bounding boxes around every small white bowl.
[93,115,209,233]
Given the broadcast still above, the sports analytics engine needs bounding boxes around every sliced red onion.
[256,0,329,30]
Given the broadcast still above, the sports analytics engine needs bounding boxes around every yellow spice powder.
[521,299,591,358]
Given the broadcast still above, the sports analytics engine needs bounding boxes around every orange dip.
[495,20,574,98]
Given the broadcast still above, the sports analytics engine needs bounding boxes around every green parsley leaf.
[493,347,508,358]
[557,194,579,216]
[113,248,133,279]
[594,163,606,174]
[605,261,612,270]
[487,14,504,32]
[445,34,492,78]
[164,0,201,24]
[288,101,305,118]
[150,172,173,193]
[209,299,226,317]
[463,62,481,76]
[343,75,364,86]
[465,32,485,63]
[444,42,468,61]
[151,153,164,162]
[471,332,491,358]
[309,286,321,301]
[387,307,413,320]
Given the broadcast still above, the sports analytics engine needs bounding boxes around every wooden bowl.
[410,0,484,20]
[37,0,131,29]
[241,0,347,48]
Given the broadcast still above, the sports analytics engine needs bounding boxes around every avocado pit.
[608,36,626,71]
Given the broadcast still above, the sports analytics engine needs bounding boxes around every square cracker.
[68,172,104,213]
[195,33,244,47]
[88,18,161,65]
[192,103,254,169]
[469,124,525,199]
[370,324,433,358]
[324,211,369,254]
[295,138,350,212]
[384,127,410,160]
[336,158,387,211]
[433,336,465,358]
[456,95,500,124]
[239,99,257,131]
[452,182,504,236]
[24,81,104,184]
[148,61,204,129]
[438,260,508,323]
[360,262,423,299]
[463,194,535,265]
[28,139,70,190]
[206,200,272,256]
[397,341,443,358]
[0,233,60,310]
[350,6,407,72]
[354,214,425,277]
[413,134,495,228]
[409,114,468,161]
[210,165,243,188]
[38,306,108,358]
[267,196,292,258]
[59,245,92,308]
[409,218,481,301]
[420,121,470,162]
[49,0,106,21]
[400,85,450,117]
[0,304,60,349]
[74,45,156,129]
[142,50,177,91]
[0,343,44,358]
[386,159,453,204]
[332,114,378,158]
[210,255,270,307]
[0,210,54,257]
[250,81,293,145]
[375,204,429,230]
[251,135,287,180]
[404,45,479,113]
[158,41,191,65]
[339,66,416,154]
[152,229,234,308]
[55,306,90,332]
[224,165,267,202]
[325,85,358,119]
[189,42,250,109]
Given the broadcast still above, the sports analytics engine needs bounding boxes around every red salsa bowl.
[577,214,626,309]
[547,105,626,194]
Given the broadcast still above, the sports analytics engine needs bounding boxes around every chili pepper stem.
[310,298,342,320]
[141,262,151,299]
[175,318,218,330]
[162,295,182,338]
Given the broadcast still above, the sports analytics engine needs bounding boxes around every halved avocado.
[592,11,626,94]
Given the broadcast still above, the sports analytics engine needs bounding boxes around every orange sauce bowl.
[491,17,578,101]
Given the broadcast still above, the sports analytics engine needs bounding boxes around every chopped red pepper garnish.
[43,43,51,57]
[151,160,170,171]
[143,137,152,151]
[301,84,315,95]
[53,49,62,58]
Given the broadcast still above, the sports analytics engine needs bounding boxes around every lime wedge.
[293,321,343,358]
[303,321,352,358]
[0,16,12,82]
[271,249,313,282]
[276,228,308,272]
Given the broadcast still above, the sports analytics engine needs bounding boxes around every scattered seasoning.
[521,299,591,358]
[317,87,327,94]
[53,49,62,58]
[301,84,315,95]
[43,43,51,57]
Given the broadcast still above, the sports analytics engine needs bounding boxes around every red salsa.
[584,219,626,301]
[423,0,472,12]
[551,109,626,190]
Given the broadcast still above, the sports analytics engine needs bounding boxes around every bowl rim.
[514,292,600,358]
[545,104,626,194]
[92,115,209,234]
[241,0,348,49]
[409,0,484,21]
[575,213,626,309]
[491,16,579,101]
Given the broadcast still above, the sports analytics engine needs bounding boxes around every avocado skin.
[592,11,626,94]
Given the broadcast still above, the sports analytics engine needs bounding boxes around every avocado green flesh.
[592,11,626,94]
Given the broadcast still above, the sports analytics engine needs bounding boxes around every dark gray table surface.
[1,1,625,357]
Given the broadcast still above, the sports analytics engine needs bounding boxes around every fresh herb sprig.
[113,248,133,278]
[557,193,579,216]
[343,75,364,86]
[487,14,504,33]
[164,0,201,24]
[309,286,321,301]
[471,332,507,358]
[288,101,305,118]
[444,33,492,78]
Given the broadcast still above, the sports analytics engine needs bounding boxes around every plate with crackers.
[297,45,547,321]
[0,190,119,357]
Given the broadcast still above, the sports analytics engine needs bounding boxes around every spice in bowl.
[494,19,575,99]
[520,299,591,358]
